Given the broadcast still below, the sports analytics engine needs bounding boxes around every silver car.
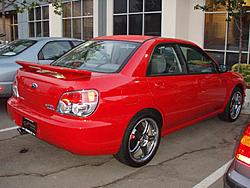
[0,37,83,97]
[224,123,250,187]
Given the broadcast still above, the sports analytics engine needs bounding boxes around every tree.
[195,0,248,72]
[0,0,62,43]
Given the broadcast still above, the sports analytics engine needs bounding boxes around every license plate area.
[22,117,37,136]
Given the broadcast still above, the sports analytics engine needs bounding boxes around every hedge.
[232,64,250,88]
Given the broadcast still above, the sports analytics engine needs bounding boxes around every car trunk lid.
[15,61,94,114]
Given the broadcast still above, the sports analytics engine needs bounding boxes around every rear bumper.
[0,81,12,98]
[224,170,250,188]
[224,160,250,188]
[7,97,123,155]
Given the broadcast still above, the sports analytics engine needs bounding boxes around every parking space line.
[193,159,233,188]
[0,126,19,133]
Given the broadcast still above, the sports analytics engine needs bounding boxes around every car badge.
[31,83,38,89]
[45,104,55,111]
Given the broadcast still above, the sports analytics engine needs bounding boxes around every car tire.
[114,111,161,167]
[219,87,243,122]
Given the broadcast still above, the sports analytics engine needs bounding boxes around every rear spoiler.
[16,61,91,79]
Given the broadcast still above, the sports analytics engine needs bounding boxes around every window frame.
[62,0,94,40]
[38,40,74,61]
[113,0,162,36]
[204,7,250,65]
[28,5,50,37]
[10,13,18,41]
[177,44,219,75]
[146,43,188,77]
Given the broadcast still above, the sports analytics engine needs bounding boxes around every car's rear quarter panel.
[220,71,246,109]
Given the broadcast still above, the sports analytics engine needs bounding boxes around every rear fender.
[222,78,246,110]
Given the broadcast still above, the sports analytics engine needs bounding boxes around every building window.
[0,11,18,41]
[62,0,93,40]
[28,5,49,37]
[113,0,162,36]
[204,0,250,66]
[10,13,18,41]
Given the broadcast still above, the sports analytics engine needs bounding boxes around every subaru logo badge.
[45,104,55,111]
[31,83,38,89]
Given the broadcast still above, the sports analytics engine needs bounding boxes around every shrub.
[232,64,250,89]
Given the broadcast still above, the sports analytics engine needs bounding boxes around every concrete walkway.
[242,89,250,114]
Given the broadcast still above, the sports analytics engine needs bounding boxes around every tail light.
[57,90,99,117]
[12,77,19,98]
[236,125,250,165]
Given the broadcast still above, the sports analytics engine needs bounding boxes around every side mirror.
[218,64,227,73]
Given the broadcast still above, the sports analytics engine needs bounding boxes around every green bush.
[232,64,250,88]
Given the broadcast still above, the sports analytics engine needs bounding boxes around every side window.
[149,45,183,75]
[38,41,72,60]
[180,46,216,74]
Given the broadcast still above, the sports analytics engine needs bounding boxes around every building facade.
[1,0,250,66]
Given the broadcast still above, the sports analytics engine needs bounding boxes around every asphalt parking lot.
[0,98,249,188]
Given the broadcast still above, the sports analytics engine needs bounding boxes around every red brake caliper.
[130,134,136,140]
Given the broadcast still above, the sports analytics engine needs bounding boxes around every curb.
[242,89,250,115]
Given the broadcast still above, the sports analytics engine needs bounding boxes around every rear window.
[51,40,140,73]
[0,39,36,56]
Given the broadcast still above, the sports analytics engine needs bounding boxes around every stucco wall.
[162,0,204,47]
[176,0,189,40]
[187,0,205,48]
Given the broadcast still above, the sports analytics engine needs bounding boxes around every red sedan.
[8,35,246,167]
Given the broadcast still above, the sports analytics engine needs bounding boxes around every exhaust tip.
[17,128,28,135]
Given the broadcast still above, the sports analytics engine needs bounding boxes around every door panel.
[179,45,227,116]
[198,74,227,114]
[147,44,202,128]
[148,76,201,128]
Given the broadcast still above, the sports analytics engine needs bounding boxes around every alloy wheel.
[230,91,242,120]
[128,118,159,162]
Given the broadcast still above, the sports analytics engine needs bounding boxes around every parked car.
[7,35,246,167]
[224,123,250,188]
[0,37,83,97]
